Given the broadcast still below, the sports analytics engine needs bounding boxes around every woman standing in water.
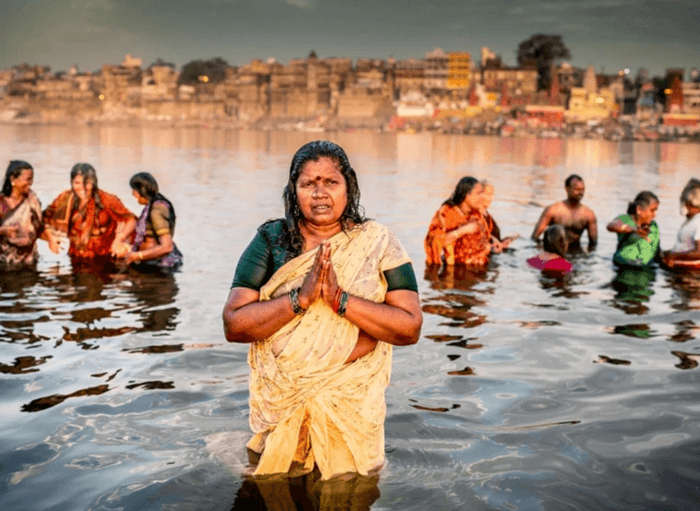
[663,178,700,269]
[118,172,182,271]
[43,163,136,264]
[606,191,660,268]
[424,176,491,267]
[222,140,421,479]
[0,160,44,268]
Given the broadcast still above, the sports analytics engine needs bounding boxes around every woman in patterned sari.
[117,172,182,271]
[0,160,43,268]
[424,176,492,267]
[43,163,136,264]
[222,140,422,480]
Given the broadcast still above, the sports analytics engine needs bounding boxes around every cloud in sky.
[0,0,696,76]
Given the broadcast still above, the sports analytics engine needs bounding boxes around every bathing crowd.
[425,173,700,275]
[0,161,182,271]
[3,143,699,483]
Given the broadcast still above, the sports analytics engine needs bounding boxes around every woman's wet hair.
[445,176,479,207]
[130,172,176,228]
[283,140,366,254]
[2,160,33,196]
[680,178,700,211]
[70,163,102,208]
[130,172,160,200]
[543,224,568,257]
[626,190,659,216]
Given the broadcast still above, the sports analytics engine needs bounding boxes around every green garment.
[613,214,660,268]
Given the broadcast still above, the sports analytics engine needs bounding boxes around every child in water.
[527,224,573,275]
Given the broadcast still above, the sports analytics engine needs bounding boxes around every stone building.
[337,59,392,119]
[556,63,584,94]
[566,67,616,122]
[0,68,15,97]
[224,59,270,123]
[683,81,700,115]
[4,64,51,97]
[142,64,179,101]
[268,52,332,118]
[102,62,142,106]
[392,58,425,93]
[481,62,537,96]
[424,48,449,91]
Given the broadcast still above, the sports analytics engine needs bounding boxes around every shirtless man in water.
[531,174,597,252]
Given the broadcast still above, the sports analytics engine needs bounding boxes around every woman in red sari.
[424,176,491,267]
[43,163,136,263]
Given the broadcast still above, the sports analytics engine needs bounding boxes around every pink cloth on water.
[527,255,573,275]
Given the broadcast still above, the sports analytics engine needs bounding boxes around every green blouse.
[232,219,418,292]
[613,214,660,268]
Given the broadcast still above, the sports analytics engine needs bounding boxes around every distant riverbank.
[2,112,699,144]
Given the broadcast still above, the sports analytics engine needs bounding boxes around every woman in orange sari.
[43,163,136,264]
[424,176,491,267]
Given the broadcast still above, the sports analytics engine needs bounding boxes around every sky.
[1,0,698,78]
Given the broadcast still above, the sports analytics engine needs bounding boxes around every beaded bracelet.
[289,287,306,315]
[337,290,349,318]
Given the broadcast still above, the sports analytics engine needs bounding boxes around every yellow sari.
[247,220,412,480]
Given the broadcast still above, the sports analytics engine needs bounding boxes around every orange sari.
[424,204,491,266]
[43,189,135,260]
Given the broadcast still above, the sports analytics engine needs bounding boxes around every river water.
[1,125,699,511]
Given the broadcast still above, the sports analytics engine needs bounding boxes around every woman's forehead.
[299,157,342,178]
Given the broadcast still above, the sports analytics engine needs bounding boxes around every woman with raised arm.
[117,172,182,271]
[43,163,136,265]
[607,191,660,269]
[222,140,422,480]
[0,160,44,268]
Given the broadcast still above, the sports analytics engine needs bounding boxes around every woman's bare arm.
[222,287,300,343]
[665,240,700,265]
[607,218,633,234]
[115,218,137,243]
[223,243,328,343]
[340,289,422,346]
[320,251,422,346]
[125,234,174,263]
[444,220,480,245]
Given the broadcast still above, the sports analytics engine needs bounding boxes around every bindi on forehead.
[299,161,342,178]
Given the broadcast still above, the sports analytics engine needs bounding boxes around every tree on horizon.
[178,57,229,85]
[517,34,571,91]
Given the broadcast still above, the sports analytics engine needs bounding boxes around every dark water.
[1,125,700,510]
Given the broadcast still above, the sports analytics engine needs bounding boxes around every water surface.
[1,125,700,510]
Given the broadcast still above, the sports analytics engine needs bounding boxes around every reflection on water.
[231,472,381,511]
[0,264,180,415]
[2,125,700,511]
[422,265,492,329]
[608,266,656,316]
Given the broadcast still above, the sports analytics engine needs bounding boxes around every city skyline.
[1,0,698,77]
